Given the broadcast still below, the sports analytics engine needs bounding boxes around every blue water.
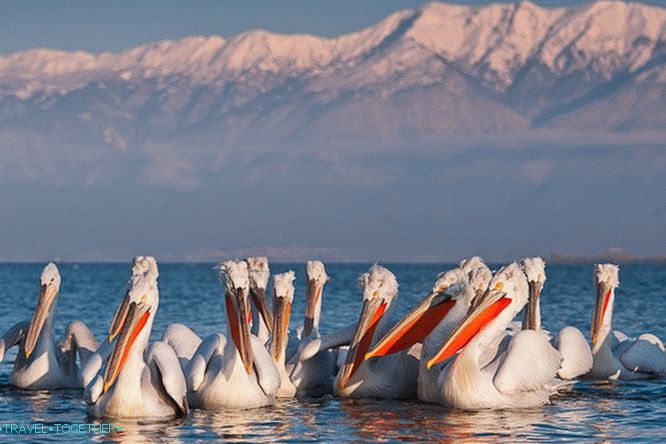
[1,263,665,442]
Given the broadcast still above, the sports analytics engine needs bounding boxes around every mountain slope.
[1,0,666,155]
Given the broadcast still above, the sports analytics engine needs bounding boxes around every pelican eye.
[494,281,504,290]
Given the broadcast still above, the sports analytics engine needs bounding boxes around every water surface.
[1,263,665,442]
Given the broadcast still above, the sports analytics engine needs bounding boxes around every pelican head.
[103,269,159,393]
[108,256,158,343]
[468,265,492,305]
[458,256,486,274]
[433,268,468,295]
[427,262,528,369]
[362,267,467,360]
[366,270,475,361]
[591,263,619,353]
[304,260,329,336]
[247,256,273,335]
[220,260,253,374]
[521,257,546,331]
[270,271,295,362]
[337,265,398,390]
[24,263,61,359]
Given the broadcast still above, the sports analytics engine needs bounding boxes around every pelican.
[269,271,297,397]
[84,258,188,418]
[427,263,563,410]
[586,264,666,380]
[186,260,279,410]
[247,256,273,344]
[80,256,163,387]
[297,265,418,399]
[0,263,98,390]
[366,260,491,403]
[286,260,336,396]
[160,257,272,373]
[521,257,593,379]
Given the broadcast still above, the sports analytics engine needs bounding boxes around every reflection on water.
[0,263,665,441]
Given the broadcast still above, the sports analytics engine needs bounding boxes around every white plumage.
[434,263,564,410]
[519,257,593,380]
[587,263,666,380]
[186,260,280,410]
[0,263,99,390]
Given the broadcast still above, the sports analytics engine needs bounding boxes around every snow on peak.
[0,1,665,98]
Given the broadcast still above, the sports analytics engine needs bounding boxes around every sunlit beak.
[337,298,387,390]
[226,288,253,374]
[103,301,151,393]
[270,296,292,362]
[591,282,611,353]
[250,286,273,336]
[365,290,455,360]
[426,287,511,369]
[108,292,130,342]
[523,281,541,331]
[24,283,58,359]
[303,279,322,336]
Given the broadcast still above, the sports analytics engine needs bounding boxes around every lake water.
[1,263,665,442]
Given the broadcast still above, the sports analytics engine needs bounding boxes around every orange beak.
[225,287,254,374]
[103,301,151,393]
[366,291,455,360]
[591,282,612,352]
[427,288,511,369]
[108,292,130,342]
[24,283,57,359]
[337,298,387,390]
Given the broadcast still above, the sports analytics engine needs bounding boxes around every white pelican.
[84,259,189,418]
[297,265,419,399]
[427,263,563,410]
[286,260,336,396]
[586,263,666,380]
[247,256,273,344]
[186,260,279,410]
[80,256,165,387]
[160,257,272,373]
[366,259,491,404]
[0,263,98,390]
[521,257,593,379]
[269,271,297,397]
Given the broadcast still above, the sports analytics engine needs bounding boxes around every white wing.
[553,326,593,379]
[186,333,225,392]
[79,339,115,388]
[251,334,280,396]
[147,341,189,415]
[0,321,29,361]
[85,375,104,405]
[59,320,99,364]
[299,324,357,361]
[619,334,666,375]
[493,330,562,395]
[161,323,202,370]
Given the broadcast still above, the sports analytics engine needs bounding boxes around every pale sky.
[2,0,665,54]
[0,0,664,262]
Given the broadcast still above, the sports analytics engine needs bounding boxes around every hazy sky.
[2,0,665,54]
[0,0,664,263]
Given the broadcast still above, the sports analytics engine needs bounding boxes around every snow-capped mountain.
[1,1,664,262]
[1,0,665,154]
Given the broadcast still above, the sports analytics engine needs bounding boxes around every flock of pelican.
[1,255,665,418]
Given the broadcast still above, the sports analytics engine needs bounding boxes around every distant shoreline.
[0,257,665,266]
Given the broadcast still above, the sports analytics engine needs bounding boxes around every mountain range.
[0,1,664,262]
